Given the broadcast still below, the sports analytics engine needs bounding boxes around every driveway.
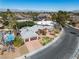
[25,40,42,52]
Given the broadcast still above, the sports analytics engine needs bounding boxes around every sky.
[0,0,79,11]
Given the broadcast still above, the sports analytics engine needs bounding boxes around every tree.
[0,9,17,28]
[52,13,57,21]
[0,12,8,26]
[3,9,17,35]
[52,11,70,27]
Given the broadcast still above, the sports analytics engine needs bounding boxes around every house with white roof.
[20,25,53,43]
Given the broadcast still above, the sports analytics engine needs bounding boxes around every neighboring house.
[0,16,4,29]
[0,23,4,29]
[15,13,33,22]
[15,13,26,20]
[36,20,54,26]
[70,15,79,22]
[70,15,79,28]
[16,18,32,22]
[37,13,52,21]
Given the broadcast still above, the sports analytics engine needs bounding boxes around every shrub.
[40,37,51,45]
[13,36,24,47]
[16,21,35,29]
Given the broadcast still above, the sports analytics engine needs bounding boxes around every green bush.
[16,21,35,29]
[40,37,51,45]
[13,36,24,47]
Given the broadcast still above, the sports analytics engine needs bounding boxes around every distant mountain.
[0,9,7,12]
[0,9,52,12]
[72,10,79,13]
[9,9,23,12]
[1,9,79,13]
[0,9,26,12]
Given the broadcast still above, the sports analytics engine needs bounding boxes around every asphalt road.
[31,28,79,59]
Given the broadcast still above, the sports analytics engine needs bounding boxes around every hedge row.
[16,21,35,29]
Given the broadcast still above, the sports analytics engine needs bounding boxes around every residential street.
[29,27,79,59]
